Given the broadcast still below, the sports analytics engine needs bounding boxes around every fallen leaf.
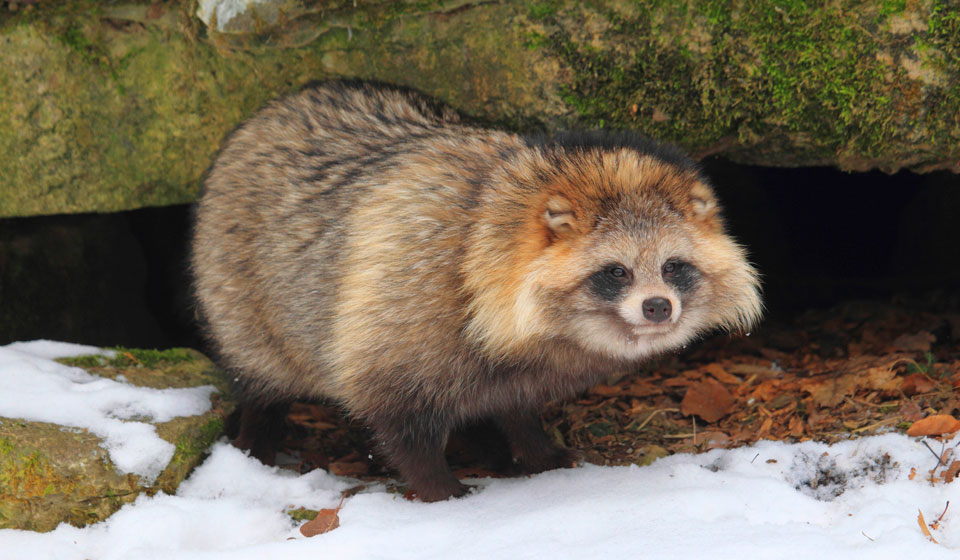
[944,461,960,483]
[589,384,624,397]
[899,400,924,422]
[907,414,960,437]
[680,378,735,423]
[691,430,730,449]
[727,363,781,379]
[703,363,741,385]
[860,365,898,390]
[902,373,937,395]
[328,461,369,477]
[623,380,663,397]
[800,374,859,408]
[917,509,938,544]
[300,496,345,537]
[749,380,783,402]
[893,331,936,352]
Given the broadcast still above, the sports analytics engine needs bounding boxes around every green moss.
[0,437,15,456]
[287,507,320,522]
[59,347,198,370]
[528,0,960,169]
[880,0,907,17]
[528,1,561,20]
[171,417,224,466]
[57,355,111,369]
[107,347,198,369]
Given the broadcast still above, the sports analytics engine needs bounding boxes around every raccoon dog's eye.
[608,265,628,279]
[662,261,677,276]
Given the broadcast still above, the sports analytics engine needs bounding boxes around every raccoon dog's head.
[465,139,762,361]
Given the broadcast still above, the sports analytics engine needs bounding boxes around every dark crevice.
[0,159,957,348]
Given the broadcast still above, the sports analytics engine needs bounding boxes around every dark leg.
[231,401,291,466]
[449,419,514,471]
[494,408,578,474]
[370,413,468,502]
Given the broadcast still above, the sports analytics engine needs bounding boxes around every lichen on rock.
[0,347,235,532]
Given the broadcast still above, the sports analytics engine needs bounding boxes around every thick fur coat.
[192,81,762,501]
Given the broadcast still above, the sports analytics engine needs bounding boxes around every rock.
[1,1,959,218]
[0,348,234,532]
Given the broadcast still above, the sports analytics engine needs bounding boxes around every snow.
[0,341,215,482]
[196,0,272,31]
[1,342,958,559]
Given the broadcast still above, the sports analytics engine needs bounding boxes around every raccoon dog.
[192,81,762,501]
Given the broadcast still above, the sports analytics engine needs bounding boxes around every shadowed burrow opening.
[0,159,957,349]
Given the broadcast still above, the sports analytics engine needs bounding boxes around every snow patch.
[0,342,957,558]
[0,341,216,482]
[196,0,273,31]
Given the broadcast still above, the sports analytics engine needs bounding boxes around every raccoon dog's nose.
[642,297,672,323]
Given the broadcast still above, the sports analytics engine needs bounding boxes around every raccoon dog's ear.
[687,182,718,219]
[543,196,577,238]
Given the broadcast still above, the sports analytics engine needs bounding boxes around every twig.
[935,501,950,524]
[851,416,901,434]
[635,408,679,431]
[922,439,946,467]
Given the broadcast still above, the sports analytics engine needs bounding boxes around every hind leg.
[369,413,468,502]
[232,400,291,465]
[494,408,577,474]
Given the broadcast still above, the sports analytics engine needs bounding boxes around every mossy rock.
[0,348,234,532]
[1,0,959,218]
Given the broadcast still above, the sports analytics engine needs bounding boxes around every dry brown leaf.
[727,363,781,379]
[800,374,859,408]
[692,430,730,449]
[906,414,960,437]
[899,401,924,422]
[328,461,369,477]
[680,378,735,423]
[623,380,663,397]
[300,509,340,537]
[893,331,936,352]
[589,384,625,397]
[944,461,960,483]
[748,380,783,402]
[860,365,898,390]
[300,495,346,537]
[902,373,937,395]
[664,377,692,387]
[703,363,741,385]
[917,509,938,544]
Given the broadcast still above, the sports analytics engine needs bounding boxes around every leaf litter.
[272,298,960,540]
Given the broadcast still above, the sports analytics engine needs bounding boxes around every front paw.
[409,478,471,502]
[515,446,579,475]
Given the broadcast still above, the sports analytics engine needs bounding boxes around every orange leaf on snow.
[680,378,735,423]
[944,461,960,484]
[917,509,938,544]
[300,496,346,537]
[906,414,960,437]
